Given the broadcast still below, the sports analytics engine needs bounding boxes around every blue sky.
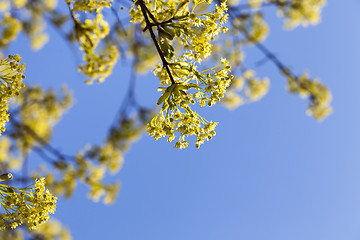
[8,1,360,239]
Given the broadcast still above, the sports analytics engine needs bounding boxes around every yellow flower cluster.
[130,0,233,147]
[0,0,119,82]
[222,69,270,110]
[0,217,71,239]
[287,72,332,120]
[37,155,108,203]
[0,177,57,230]
[13,0,27,9]
[69,150,121,204]
[32,219,72,240]
[80,43,119,84]
[14,85,72,152]
[39,0,58,11]
[275,0,326,29]
[246,77,270,101]
[83,110,152,202]
[134,44,159,73]
[74,12,110,49]
[248,13,269,43]
[186,1,229,61]
[23,0,57,50]
[0,227,23,239]
[0,55,25,135]
[70,6,119,83]
[212,40,244,69]
[148,59,232,148]
[0,137,22,171]
[248,0,262,8]
[72,0,112,13]
[0,14,22,48]
[0,0,56,50]
[130,0,229,62]
[232,13,269,43]
[25,13,49,51]
[33,108,153,204]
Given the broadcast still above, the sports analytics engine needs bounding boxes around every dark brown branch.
[142,19,173,32]
[144,5,159,24]
[253,41,290,76]
[137,0,176,85]
[142,7,187,31]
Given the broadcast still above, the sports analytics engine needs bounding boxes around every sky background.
[7,1,360,239]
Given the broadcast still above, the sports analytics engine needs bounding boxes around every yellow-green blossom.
[0,55,25,134]
[0,177,57,230]
[287,72,332,120]
[222,69,269,110]
[275,0,326,29]
[148,59,232,148]
[72,0,112,13]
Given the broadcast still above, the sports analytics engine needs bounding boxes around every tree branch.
[227,7,291,77]
[137,0,176,85]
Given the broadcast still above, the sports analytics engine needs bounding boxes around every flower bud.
[0,172,13,182]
